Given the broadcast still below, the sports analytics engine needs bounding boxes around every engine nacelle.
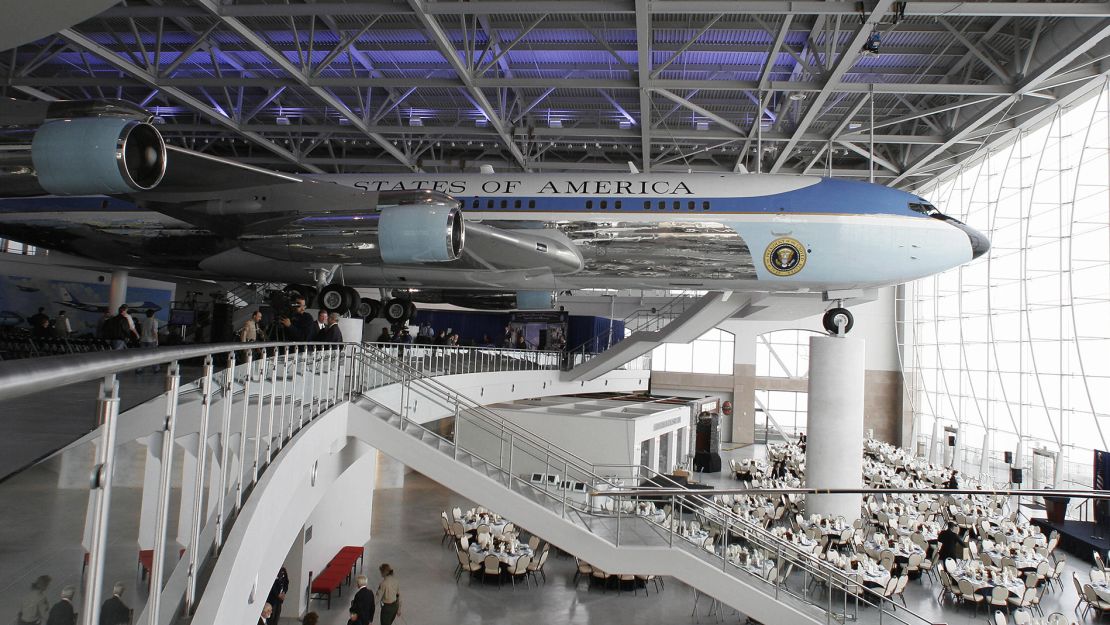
[378,204,464,263]
[31,117,166,195]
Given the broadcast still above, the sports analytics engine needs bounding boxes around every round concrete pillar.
[108,269,128,314]
[804,335,865,522]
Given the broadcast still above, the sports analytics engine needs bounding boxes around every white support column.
[108,269,128,313]
[137,433,163,550]
[805,335,865,522]
[929,419,941,466]
[979,431,991,481]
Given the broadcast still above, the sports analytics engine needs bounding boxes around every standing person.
[240,310,262,343]
[278,297,316,341]
[257,602,272,625]
[945,470,959,490]
[317,312,343,343]
[17,575,50,625]
[936,522,965,561]
[99,581,130,625]
[375,327,392,344]
[27,307,48,329]
[46,585,76,625]
[316,310,329,332]
[95,310,113,339]
[266,568,288,624]
[377,563,400,625]
[139,309,160,373]
[349,575,375,625]
[107,305,139,350]
[418,321,434,342]
[52,311,71,338]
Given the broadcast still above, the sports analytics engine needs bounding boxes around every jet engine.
[30,117,166,195]
[377,204,464,263]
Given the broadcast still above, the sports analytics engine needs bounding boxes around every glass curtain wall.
[903,79,1110,489]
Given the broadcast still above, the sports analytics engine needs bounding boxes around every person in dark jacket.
[945,470,960,490]
[349,574,375,625]
[936,522,965,561]
[317,312,343,342]
[99,582,130,625]
[46,585,76,625]
[266,568,289,624]
[278,297,317,341]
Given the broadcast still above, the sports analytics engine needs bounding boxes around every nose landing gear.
[822,305,854,336]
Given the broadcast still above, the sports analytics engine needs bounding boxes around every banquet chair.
[503,522,515,535]
[441,512,453,545]
[527,535,541,552]
[635,574,663,594]
[1008,586,1036,611]
[527,545,550,584]
[1048,558,1066,590]
[1013,607,1032,625]
[1091,568,1107,585]
[454,547,482,583]
[920,549,940,582]
[958,578,985,614]
[450,521,465,541]
[618,572,638,595]
[891,575,910,606]
[482,554,503,588]
[476,523,491,536]
[992,610,1007,625]
[1074,573,1090,614]
[1098,551,1109,572]
[573,558,592,586]
[590,566,610,592]
[1085,584,1110,618]
[1045,612,1067,625]
[905,552,924,577]
[878,550,895,572]
[989,585,1010,614]
[968,540,979,558]
[937,569,959,604]
[458,535,470,550]
[509,554,531,590]
[980,553,994,567]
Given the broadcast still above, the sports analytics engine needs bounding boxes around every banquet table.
[469,543,533,568]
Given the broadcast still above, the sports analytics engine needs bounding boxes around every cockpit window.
[908,201,941,217]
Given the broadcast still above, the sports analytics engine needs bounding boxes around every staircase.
[565,291,751,381]
[349,347,928,625]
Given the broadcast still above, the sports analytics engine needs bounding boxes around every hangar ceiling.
[3,1,1110,189]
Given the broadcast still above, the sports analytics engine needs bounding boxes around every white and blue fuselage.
[326,173,987,292]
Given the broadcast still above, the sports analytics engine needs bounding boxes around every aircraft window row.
[472,199,537,209]
[584,200,624,209]
[640,200,712,210]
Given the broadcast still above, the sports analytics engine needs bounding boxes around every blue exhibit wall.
[0,260,174,334]
[411,309,623,352]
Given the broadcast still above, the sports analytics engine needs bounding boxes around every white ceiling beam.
[655,88,747,136]
[938,17,1012,82]
[635,0,652,172]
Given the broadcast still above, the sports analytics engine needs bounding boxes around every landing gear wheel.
[356,297,380,320]
[822,307,854,335]
[406,301,418,320]
[343,287,361,315]
[319,284,351,314]
[383,298,412,324]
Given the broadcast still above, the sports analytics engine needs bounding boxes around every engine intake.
[378,204,464,263]
[31,117,166,195]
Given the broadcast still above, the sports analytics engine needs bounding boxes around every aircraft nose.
[953,221,990,260]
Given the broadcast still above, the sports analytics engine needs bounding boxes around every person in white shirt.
[139,309,160,373]
[53,311,72,338]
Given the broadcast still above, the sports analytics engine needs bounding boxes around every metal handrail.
[357,345,616,484]
[599,486,1110,499]
[566,289,698,357]
[0,340,346,401]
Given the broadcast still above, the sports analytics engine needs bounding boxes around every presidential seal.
[763,237,806,277]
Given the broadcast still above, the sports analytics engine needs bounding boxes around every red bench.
[308,546,364,608]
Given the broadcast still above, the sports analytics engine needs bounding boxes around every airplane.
[56,287,162,316]
[0,311,25,326]
[0,99,989,334]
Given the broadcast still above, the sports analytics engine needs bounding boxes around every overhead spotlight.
[695,120,709,131]
[848,122,862,130]
[409,117,423,126]
[618,120,631,130]
[861,31,881,57]
[275,116,291,125]
[475,118,489,127]
[548,119,563,128]
[788,93,806,101]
